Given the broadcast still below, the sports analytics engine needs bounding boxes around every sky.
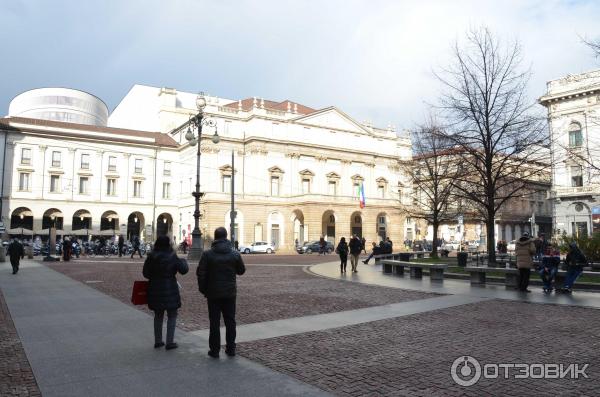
[1,0,599,131]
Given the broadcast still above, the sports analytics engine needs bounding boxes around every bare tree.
[435,27,549,263]
[404,121,458,257]
[582,36,600,58]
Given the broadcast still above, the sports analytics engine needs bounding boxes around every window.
[221,175,231,193]
[18,172,30,191]
[134,158,143,174]
[571,165,583,187]
[51,151,61,167]
[569,123,583,147]
[21,148,31,165]
[378,185,385,198]
[271,176,280,196]
[79,177,89,194]
[302,178,311,194]
[80,154,90,169]
[50,175,60,193]
[133,180,142,197]
[107,178,117,195]
[163,161,171,176]
[328,181,337,196]
[162,182,170,199]
[108,156,117,172]
[353,182,360,197]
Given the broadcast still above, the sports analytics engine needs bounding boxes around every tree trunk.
[486,213,496,264]
[431,221,439,258]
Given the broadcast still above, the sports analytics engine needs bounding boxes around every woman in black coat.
[143,236,189,350]
[336,237,349,273]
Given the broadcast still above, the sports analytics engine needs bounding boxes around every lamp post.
[185,93,220,261]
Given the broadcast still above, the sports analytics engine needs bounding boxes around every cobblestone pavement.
[47,259,437,331]
[0,289,41,397]
[238,299,600,396]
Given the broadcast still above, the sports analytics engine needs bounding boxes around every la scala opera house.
[0,86,412,252]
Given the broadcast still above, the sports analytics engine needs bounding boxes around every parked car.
[297,241,334,254]
[507,240,516,252]
[239,241,276,254]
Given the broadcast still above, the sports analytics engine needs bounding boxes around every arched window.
[569,122,583,148]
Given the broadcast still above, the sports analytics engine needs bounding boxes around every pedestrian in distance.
[131,235,143,259]
[558,241,587,294]
[385,237,394,253]
[143,236,189,350]
[118,235,124,257]
[7,238,24,274]
[360,237,366,254]
[319,236,326,255]
[336,237,349,273]
[349,235,362,273]
[515,232,536,292]
[363,242,380,264]
[197,227,246,358]
[182,238,188,254]
[62,236,72,261]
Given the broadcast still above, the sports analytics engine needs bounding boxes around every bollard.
[0,246,5,262]
[25,245,33,259]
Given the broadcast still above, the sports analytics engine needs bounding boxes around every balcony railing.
[553,185,600,197]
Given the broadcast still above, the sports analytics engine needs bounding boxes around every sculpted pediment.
[293,107,369,134]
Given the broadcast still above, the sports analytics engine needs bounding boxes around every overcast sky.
[1,0,599,130]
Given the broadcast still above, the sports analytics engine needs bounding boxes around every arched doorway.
[292,209,305,246]
[127,212,144,241]
[42,208,64,232]
[9,207,33,237]
[351,211,363,238]
[101,211,119,236]
[322,210,336,244]
[72,209,92,241]
[157,213,173,238]
[377,212,387,241]
[268,211,284,249]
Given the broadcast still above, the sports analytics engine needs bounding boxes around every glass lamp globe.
[211,131,220,144]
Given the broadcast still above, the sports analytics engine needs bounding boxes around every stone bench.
[381,260,448,281]
[465,266,600,288]
[373,252,405,264]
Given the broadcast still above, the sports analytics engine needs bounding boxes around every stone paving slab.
[192,294,489,343]
[0,261,330,397]
[238,299,600,396]
[47,259,438,331]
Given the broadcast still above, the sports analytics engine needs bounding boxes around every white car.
[239,241,275,254]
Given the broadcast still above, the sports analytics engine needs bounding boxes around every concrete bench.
[373,252,405,264]
[381,260,448,281]
[465,266,600,288]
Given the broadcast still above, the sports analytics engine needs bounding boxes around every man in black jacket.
[7,239,24,274]
[197,227,246,358]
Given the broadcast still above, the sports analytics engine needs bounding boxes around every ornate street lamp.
[185,92,220,261]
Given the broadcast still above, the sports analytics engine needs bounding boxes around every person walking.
[181,238,188,254]
[360,237,366,254]
[559,241,588,294]
[349,235,361,273]
[319,236,326,255]
[197,227,246,358]
[143,236,189,350]
[7,238,24,274]
[515,232,536,292]
[62,237,72,261]
[131,235,143,259]
[336,237,349,273]
[118,235,124,257]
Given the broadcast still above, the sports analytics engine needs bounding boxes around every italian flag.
[359,183,366,209]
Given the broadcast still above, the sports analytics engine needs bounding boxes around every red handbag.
[131,281,149,305]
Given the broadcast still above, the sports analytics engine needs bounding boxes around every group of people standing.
[143,227,245,358]
[515,232,587,294]
[335,236,393,273]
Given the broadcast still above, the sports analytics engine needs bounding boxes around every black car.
[297,241,334,254]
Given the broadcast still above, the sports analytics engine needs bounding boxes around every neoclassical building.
[540,68,600,237]
[1,86,412,252]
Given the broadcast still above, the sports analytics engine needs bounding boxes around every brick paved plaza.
[1,255,599,396]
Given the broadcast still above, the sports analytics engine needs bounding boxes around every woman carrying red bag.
[143,236,189,350]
